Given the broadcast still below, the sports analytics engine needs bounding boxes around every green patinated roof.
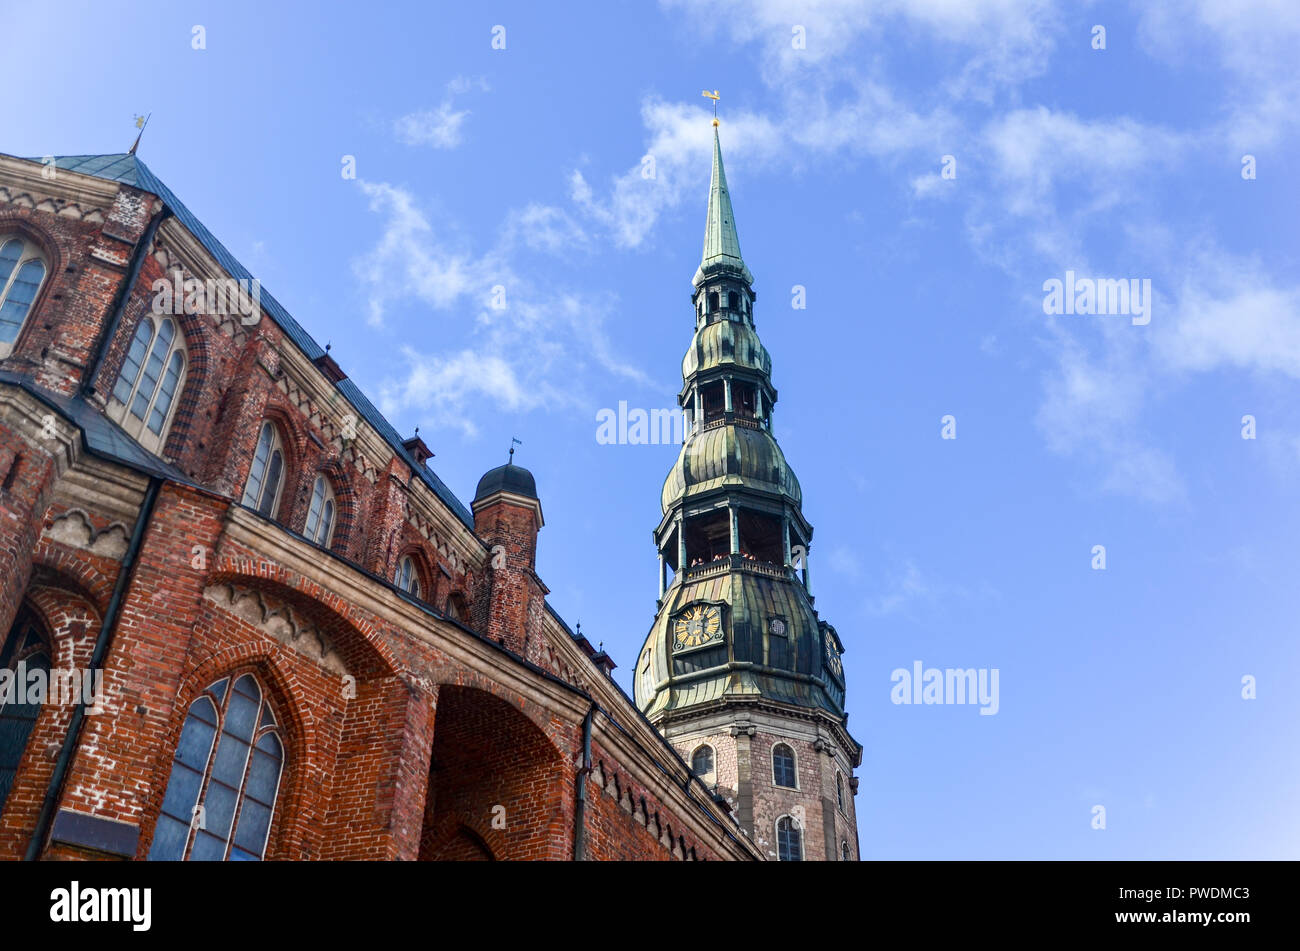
[661,424,801,513]
[681,318,771,379]
[636,568,839,718]
[692,128,753,287]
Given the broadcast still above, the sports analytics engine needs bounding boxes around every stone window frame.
[241,421,288,521]
[302,472,337,548]
[771,741,799,790]
[689,742,716,781]
[775,813,803,862]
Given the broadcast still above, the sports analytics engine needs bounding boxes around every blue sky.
[5,0,1298,859]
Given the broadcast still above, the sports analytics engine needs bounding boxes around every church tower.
[634,121,862,861]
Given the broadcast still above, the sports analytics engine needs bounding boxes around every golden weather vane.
[702,89,720,126]
[128,113,151,155]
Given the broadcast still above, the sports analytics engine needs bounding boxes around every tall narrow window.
[302,474,336,547]
[149,673,284,861]
[107,315,187,452]
[691,745,714,778]
[772,743,797,788]
[841,841,850,861]
[0,610,51,816]
[395,556,420,597]
[836,771,845,811]
[0,238,47,357]
[241,422,285,520]
[777,816,802,861]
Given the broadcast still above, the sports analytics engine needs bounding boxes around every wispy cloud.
[393,76,489,150]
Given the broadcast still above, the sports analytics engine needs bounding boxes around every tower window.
[841,841,850,861]
[0,237,48,358]
[108,315,187,452]
[727,291,738,311]
[241,422,286,520]
[395,555,421,597]
[708,291,719,313]
[836,771,845,811]
[303,474,336,547]
[691,744,715,778]
[772,743,797,788]
[776,816,802,861]
[148,673,284,861]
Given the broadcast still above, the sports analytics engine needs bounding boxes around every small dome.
[474,463,537,502]
[661,425,801,514]
[681,319,771,379]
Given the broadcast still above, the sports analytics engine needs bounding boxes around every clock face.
[674,605,722,650]
[824,635,842,676]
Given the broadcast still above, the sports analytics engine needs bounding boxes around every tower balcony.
[681,552,796,584]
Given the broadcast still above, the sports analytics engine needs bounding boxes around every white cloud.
[393,76,489,150]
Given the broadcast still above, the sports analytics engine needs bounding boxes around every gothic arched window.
[108,315,187,452]
[0,609,51,815]
[148,673,284,861]
[395,555,420,597]
[777,815,802,861]
[303,474,336,547]
[0,237,48,358]
[841,840,850,861]
[772,743,797,788]
[691,744,714,778]
[241,422,285,520]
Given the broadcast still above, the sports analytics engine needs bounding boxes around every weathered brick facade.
[0,151,762,861]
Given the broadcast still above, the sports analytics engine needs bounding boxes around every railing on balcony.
[681,553,793,583]
[699,412,762,433]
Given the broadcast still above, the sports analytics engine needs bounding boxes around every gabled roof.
[34,153,476,529]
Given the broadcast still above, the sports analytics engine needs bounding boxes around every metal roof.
[692,128,753,287]
[27,153,476,529]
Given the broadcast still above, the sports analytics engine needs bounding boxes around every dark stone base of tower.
[0,132,858,861]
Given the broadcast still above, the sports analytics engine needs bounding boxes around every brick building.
[0,125,857,861]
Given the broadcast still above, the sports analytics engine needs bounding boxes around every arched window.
[0,609,51,815]
[107,316,187,451]
[727,291,738,311]
[0,237,48,358]
[707,291,719,313]
[772,743,797,788]
[691,745,714,778]
[241,422,285,520]
[148,673,284,861]
[776,816,802,861]
[303,474,336,547]
[395,555,420,597]
[836,771,845,811]
[841,840,850,861]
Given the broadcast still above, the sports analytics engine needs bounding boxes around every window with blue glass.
[772,742,797,788]
[776,815,802,861]
[148,673,284,861]
[106,315,187,453]
[0,237,47,358]
[0,609,51,816]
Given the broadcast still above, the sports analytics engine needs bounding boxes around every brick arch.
[0,212,64,357]
[205,564,399,680]
[419,683,569,861]
[28,545,114,617]
[141,647,316,862]
[21,584,101,671]
[253,399,306,524]
[310,459,357,555]
[392,536,435,600]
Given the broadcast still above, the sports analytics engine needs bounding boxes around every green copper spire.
[692,126,754,287]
